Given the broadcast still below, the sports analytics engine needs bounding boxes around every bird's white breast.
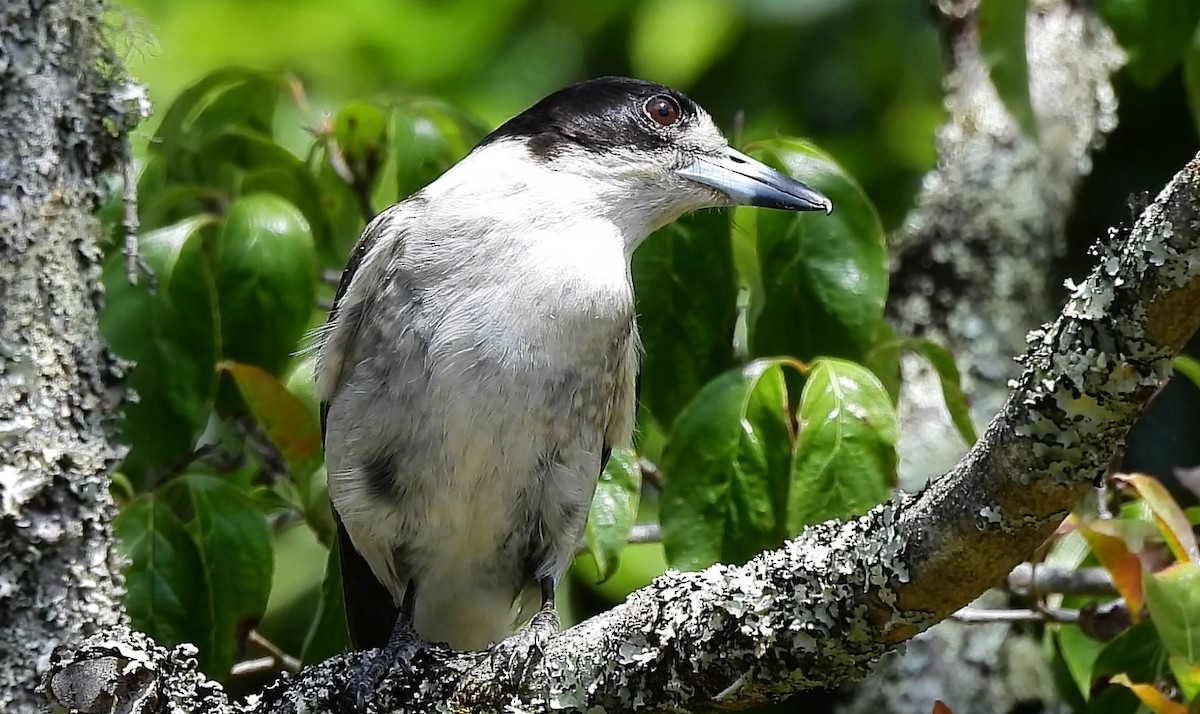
[320,140,642,647]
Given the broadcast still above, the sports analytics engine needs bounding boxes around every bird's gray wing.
[599,371,640,473]
[319,209,402,651]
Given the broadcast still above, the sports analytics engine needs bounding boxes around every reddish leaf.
[1115,473,1200,564]
[1109,673,1188,714]
[1082,526,1145,619]
[932,701,954,714]
[219,361,322,477]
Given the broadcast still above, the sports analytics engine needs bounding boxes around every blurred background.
[109,0,1200,704]
[114,0,945,230]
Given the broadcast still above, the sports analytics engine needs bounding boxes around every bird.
[312,76,831,704]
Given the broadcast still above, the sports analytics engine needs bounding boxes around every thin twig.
[1007,563,1116,597]
[121,144,154,289]
[237,416,289,480]
[952,606,1080,624]
[248,630,301,673]
[627,522,661,545]
[577,521,662,555]
[326,140,376,224]
[158,442,245,484]
[639,458,663,491]
[229,630,303,679]
[1096,480,1112,520]
[229,656,278,678]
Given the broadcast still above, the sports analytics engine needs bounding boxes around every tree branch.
[1006,562,1115,597]
[46,148,1200,712]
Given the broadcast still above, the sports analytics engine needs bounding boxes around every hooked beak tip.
[676,147,834,215]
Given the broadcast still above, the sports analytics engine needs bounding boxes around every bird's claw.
[345,629,421,712]
[488,607,559,688]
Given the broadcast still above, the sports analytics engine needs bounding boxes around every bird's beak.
[675,147,833,214]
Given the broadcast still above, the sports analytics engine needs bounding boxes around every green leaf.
[137,183,218,236]
[978,0,1037,139]
[745,140,888,384]
[865,334,974,442]
[1048,627,1092,711]
[183,474,275,676]
[302,544,350,665]
[630,0,740,88]
[1184,48,1200,140]
[302,467,336,548]
[1095,0,1200,87]
[201,130,334,254]
[863,323,902,406]
[903,338,978,445]
[660,359,794,570]
[153,67,281,151]
[1174,354,1200,392]
[115,495,213,655]
[1168,654,1200,700]
[788,358,896,531]
[1093,619,1165,684]
[1145,563,1200,662]
[1056,622,1107,700]
[380,98,488,208]
[332,101,388,191]
[585,449,642,583]
[220,361,323,479]
[100,216,221,482]
[312,150,371,267]
[633,210,738,428]
[262,462,334,549]
[213,193,317,385]
[1086,685,1141,714]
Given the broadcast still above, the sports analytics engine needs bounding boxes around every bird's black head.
[479,77,705,160]
[467,76,831,221]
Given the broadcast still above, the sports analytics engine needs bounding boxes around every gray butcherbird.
[314,76,831,705]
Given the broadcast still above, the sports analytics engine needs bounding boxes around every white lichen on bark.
[0,0,144,709]
[44,628,230,714]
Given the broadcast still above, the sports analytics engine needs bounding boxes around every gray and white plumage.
[313,77,830,652]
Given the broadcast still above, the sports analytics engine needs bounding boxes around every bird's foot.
[488,606,560,688]
[345,620,423,713]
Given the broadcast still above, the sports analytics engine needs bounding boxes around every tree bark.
[0,0,143,710]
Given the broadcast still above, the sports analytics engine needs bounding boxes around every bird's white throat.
[424,138,677,258]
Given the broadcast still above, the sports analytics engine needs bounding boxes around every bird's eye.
[644,96,680,126]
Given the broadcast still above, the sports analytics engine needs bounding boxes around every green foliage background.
[117,0,945,230]
[101,0,1200,710]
